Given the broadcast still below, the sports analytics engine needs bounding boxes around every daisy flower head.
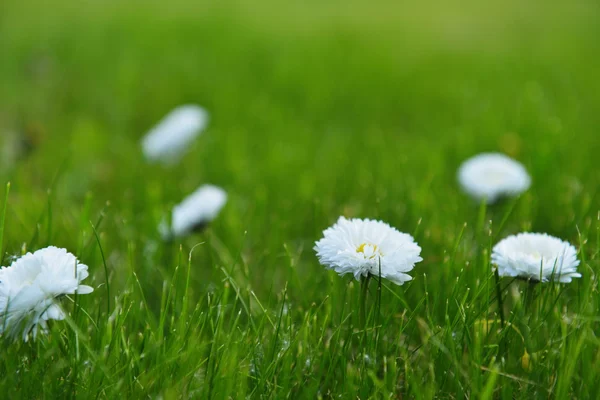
[492,233,581,283]
[0,247,93,341]
[458,153,531,204]
[141,105,209,164]
[162,184,228,238]
[314,217,423,285]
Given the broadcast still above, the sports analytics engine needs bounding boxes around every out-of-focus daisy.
[162,184,228,238]
[1,131,38,170]
[0,247,93,341]
[1,131,20,169]
[314,217,422,285]
[492,233,581,283]
[458,153,531,203]
[141,105,209,164]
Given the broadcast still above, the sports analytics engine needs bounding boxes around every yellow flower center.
[356,243,381,259]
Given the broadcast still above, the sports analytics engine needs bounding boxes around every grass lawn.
[0,0,599,398]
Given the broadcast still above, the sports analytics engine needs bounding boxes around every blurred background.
[1,2,600,396]
[0,0,599,296]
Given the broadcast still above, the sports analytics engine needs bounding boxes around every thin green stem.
[494,268,506,362]
[359,275,371,330]
[525,280,538,317]
[494,269,505,329]
[91,222,110,317]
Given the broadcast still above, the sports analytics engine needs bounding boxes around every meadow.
[0,0,599,398]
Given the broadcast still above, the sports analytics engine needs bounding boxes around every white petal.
[76,285,94,294]
[42,304,65,321]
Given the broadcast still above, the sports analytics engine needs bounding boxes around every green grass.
[0,0,599,398]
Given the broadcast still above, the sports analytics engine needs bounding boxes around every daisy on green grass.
[141,105,209,164]
[0,247,93,341]
[162,184,228,238]
[492,233,581,283]
[458,153,531,204]
[314,217,422,285]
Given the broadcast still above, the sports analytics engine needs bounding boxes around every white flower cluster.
[2,111,582,347]
[314,217,581,287]
[0,247,93,341]
[141,105,228,237]
[314,154,581,287]
[455,152,580,282]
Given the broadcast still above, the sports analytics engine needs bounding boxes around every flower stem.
[494,268,507,361]
[360,275,371,329]
[494,269,505,328]
[525,280,537,316]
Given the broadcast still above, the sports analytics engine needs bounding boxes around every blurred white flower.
[314,217,422,285]
[141,105,209,164]
[162,184,228,238]
[0,247,93,341]
[458,153,531,203]
[492,233,581,283]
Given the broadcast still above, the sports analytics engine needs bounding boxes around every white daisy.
[163,184,228,238]
[458,153,531,203]
[491,233,581,283]
[141,105,209,164]
[0,247,93,341]
[314,217,423,285]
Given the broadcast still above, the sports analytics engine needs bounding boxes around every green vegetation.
[0,0,599,398]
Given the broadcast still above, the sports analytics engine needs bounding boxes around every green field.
[1,0,599,398]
